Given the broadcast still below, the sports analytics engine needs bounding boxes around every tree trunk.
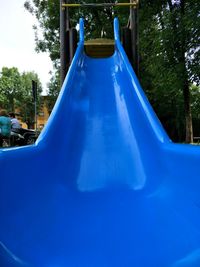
[180,0,193,143]
[168,0,193,143]
[183,79,193,143]
[9,96,15,113]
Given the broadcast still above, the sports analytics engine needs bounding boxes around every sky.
[0,0,53,94]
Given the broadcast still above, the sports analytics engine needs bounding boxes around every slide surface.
[1,19,200,267]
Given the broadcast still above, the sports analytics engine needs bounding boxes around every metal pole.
[60,0,67,85]
[136,4,139,77]
[34,99,37,132]
[65,0,70,30]
[69,28,78,63]
[62,3,138,8]
[65,0,71,72]
[130,0,139,76]
[32,80,38,131]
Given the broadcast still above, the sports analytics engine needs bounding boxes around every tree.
[139,0,200,142]
[164,0,199,142]
[0,67,22,111]
[24,0,60,64]
[46,70,60,114]
[191,85,200,138]
[0,67,43,128]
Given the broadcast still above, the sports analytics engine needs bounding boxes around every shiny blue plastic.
[1,18,200,267]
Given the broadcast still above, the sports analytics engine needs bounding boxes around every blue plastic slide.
[1,18,200,267]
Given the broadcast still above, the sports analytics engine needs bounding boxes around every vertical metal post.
[32,80,38,131]
[66,0,70,30]
[130,0,139,76]
[34,100,37,132]
[60,0,67,85]
[69,28,78,63]
[136,3,139,77]
[65,0,71,73]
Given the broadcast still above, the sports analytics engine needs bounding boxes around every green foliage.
[71,0,129,39]
[24,0,60,63]
[139,0,200,141]
[46,70,60,113]
[0,67,42,128]
[191,85,200,118]
[0,67,22,111]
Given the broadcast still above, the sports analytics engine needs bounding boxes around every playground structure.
[1,3,200,267]
[60,1,139,83]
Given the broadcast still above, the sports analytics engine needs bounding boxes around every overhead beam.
[62,2,138,8]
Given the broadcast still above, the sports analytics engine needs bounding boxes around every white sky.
[0,0,53,94]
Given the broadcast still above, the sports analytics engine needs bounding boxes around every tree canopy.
[0,67,21,112]
[139,0,200,142]
[0,67,42,128]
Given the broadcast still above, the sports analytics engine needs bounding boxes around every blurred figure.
[0,110,11,147]
[9,112,21,130]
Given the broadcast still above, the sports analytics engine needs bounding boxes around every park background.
[0,0,199,143]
